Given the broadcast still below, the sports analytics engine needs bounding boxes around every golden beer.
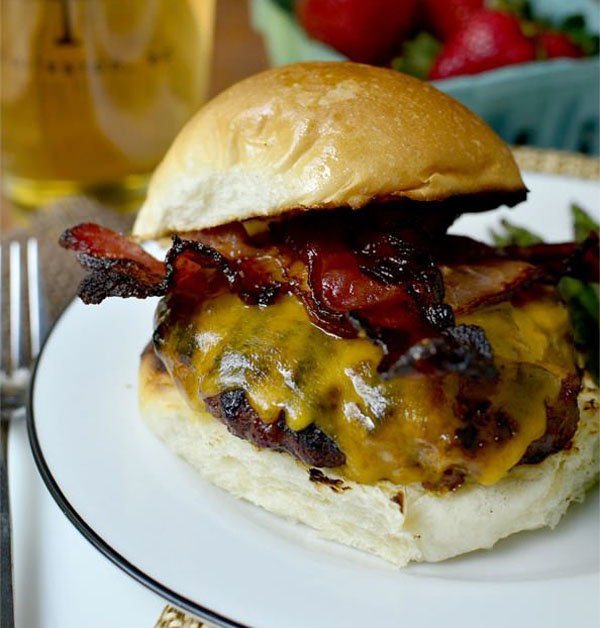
[1,0,214,207]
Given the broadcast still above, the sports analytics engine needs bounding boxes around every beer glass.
[1,0,215,208]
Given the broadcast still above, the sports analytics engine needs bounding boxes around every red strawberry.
[296,0,419,64]
[429,10,536,79]
[537,31,584,59]
[423,0,484,42]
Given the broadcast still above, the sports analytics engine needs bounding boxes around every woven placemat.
[154,605,211,628]
[512,146,600,180]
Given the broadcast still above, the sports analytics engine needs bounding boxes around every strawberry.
[295,0,419,64]
[423,0,484,42]
[429,10,536,79]
[537,31,584,59]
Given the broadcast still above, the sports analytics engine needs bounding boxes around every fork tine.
[9,241,21,373]
[27,238,41,359]
[0,244,3,371]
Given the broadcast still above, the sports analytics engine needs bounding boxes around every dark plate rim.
[26,299,248,628]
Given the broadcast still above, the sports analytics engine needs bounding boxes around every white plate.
[30,172,600,628]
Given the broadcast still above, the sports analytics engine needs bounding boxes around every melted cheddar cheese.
[155,289,576,488]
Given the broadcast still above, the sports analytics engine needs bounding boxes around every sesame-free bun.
[138,347,599,567]
[133,62,526,239]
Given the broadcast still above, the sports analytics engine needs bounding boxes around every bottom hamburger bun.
[139,347,600,567]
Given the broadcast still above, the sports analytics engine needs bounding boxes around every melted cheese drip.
[157,290,576,487]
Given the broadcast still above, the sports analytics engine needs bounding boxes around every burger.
[60,62,599,567]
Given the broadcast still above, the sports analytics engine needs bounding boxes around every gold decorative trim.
[512,146,600,180]
[154,605,212,628]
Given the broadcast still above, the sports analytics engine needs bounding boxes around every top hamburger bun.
[133,62,526,239]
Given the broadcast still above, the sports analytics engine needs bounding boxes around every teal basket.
[251,0,600,154]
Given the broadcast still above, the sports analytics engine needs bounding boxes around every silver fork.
[1,238,44,628]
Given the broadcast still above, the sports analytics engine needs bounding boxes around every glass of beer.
[1,0,215,208]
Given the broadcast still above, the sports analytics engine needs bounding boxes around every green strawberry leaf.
[271,0,295,14]
[391,32,442,80]
[488,0,534,21]
[559,15,599,56]
[488,4,598,56]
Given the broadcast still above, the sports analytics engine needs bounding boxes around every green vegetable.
[571,203,599,242]
[489,218,543,246]
[559,278,599,381]
[490,204,599,382]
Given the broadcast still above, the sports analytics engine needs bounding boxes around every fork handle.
[0,420,15,628]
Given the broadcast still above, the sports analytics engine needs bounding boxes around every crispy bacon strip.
[59,223,165,272]
[59,218,595,380]
[289,227,496,376]
[442,260,539,314]
[164,236,285,306]
[502,232,599,283]
[384,324,497,379]
[186,223,270,259]
[59,224,166,304]
[59,223,286,306]
[436,232,599,283]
